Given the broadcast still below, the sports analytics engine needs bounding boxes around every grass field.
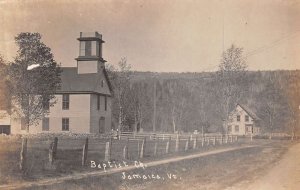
[0,134,245,186]
[9,140,293,190]
[0,133,295,190]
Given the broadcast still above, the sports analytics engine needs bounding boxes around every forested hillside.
[1,44,299,136]
[109,69,300,136]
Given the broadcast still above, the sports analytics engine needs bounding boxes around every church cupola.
[75,32,106,74]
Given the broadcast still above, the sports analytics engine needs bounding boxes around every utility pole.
[222,1,225,53]
[153,81,156,132]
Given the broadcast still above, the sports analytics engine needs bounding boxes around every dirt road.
[245,142,300,190]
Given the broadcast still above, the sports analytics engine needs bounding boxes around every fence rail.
[119,132,236,141]
[11,132,241,172]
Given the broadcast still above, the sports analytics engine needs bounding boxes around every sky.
[0,0,299,72]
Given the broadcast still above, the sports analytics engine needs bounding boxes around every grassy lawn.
[20,140,292,190]
[0,135,293,190]
[0,136,246,184]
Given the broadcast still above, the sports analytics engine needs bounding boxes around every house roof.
[237,103,260,121]
[57,67,113,95]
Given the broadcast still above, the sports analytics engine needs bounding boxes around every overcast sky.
[0,0,299,72]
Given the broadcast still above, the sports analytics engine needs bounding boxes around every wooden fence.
[17,133,239,171]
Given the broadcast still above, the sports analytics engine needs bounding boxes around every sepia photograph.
[0,0,299,189]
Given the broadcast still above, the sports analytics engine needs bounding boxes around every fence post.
[154,138,158,156]
[175,134,179,152]
[207,137,210,146]
[213,137,216,146]
[53,137,58,159]
[144,137,146,156]
[166,137,170,154]
[220,135,223,145]
[140,137,146,159]
[49,137,58,165]
[123,138,129,159]
[201,137,204,147]
[19,138,27,171]
[193,136,197,149]
[104,141,110,161]
[137,140,140,157]
[109,136,112,160]
[82,137,89,166]
[123,145,127,159]
[185,137,189,151]
[124,137,129,159]
[49,142,55,165]
[230,135,233,143]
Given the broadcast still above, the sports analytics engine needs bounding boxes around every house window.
[228,125,232,132]
[245,115,249,122]
[104,96,107,111]
[235,125,239,132]
[21,118,26,131]
[62,94,69,110]
[101,80,104,87]
[43,97,50,110]
[247,126,253,133]
[237,115,240,122]
[42,118,49,131]
[97,95,100,110]
[62,118,69,131]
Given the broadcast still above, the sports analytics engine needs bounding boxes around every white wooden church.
[11,32,113,134]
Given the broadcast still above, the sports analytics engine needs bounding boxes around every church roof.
[57,67,113,96]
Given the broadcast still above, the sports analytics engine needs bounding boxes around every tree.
[164,80,191,133]
[214,44,248,133]
[0,54,10,113]
[277,71,300,139]
[192,80,212,135]
[256,76,288,134]
[8,33,61,132]
[130,82,152,133]
[107,58,132,138]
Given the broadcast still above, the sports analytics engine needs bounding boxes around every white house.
[11,32,113,134]
[226,104,260,136]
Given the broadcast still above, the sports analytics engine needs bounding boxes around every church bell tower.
[75,32,106,74]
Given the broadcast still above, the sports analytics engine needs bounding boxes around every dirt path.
[230,142,300,190]
[0,145,256,190]
[248,142,300,190]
